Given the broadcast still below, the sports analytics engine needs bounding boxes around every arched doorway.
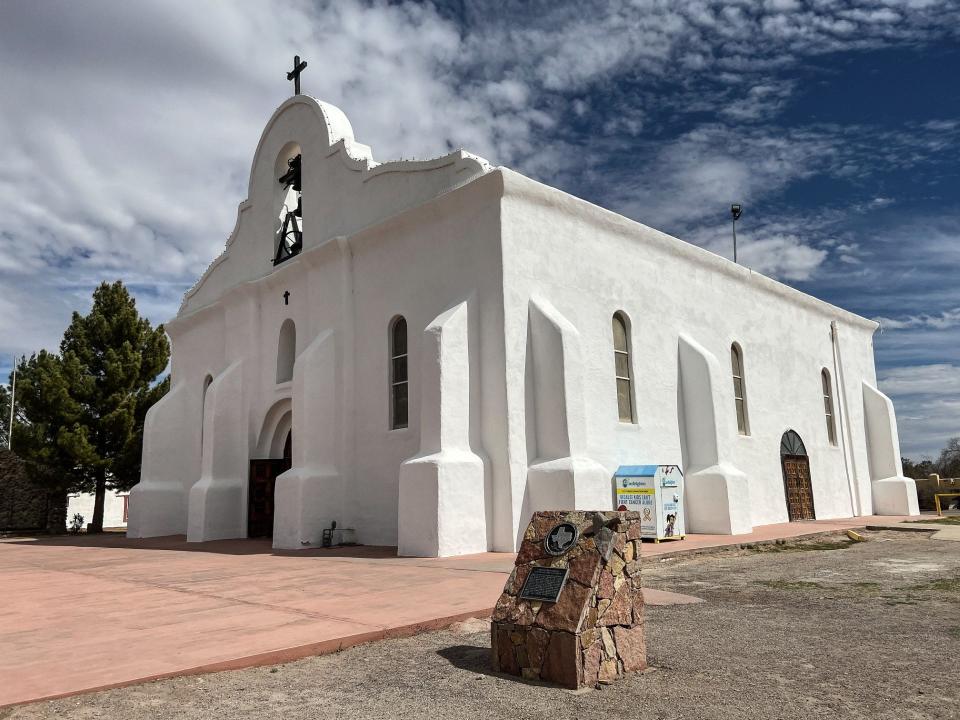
[781,430,815,521]
[249,402,293,539]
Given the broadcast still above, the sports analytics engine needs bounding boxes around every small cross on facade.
[283,290,290,306]
[287,55,307,95]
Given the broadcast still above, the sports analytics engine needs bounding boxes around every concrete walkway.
[0,537,511,708]
[0,513,921,707]
[864,518,960,541]
[641,514,923,557]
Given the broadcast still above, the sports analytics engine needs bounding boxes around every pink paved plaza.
[0,515,918,707]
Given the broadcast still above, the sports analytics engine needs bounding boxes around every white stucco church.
[127,93,919,556]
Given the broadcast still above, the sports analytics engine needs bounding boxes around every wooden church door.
[247,432,292,538]
[780,430,815,521]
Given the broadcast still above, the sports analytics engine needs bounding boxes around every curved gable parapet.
[180,96,492,315]
[362,149,491,181]
[246,96,373,194]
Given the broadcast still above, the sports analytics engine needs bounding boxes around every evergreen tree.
[937,437,960,478]
[0,384,9,448]
[13,281,169,531]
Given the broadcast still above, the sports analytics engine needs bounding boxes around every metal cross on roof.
[287,55,307,95]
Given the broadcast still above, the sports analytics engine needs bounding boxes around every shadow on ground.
[437,643,559,687]
[1,534,399,558]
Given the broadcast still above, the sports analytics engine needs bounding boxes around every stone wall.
[491,510,646,688]
[0,449,66,533]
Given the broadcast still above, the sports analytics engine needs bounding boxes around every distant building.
[67,491,128,530]
[128,95,918,556]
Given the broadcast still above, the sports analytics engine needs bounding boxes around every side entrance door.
[782,455,815,521]
[248,459,287,538]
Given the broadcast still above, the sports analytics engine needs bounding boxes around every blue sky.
[0,0,958,458]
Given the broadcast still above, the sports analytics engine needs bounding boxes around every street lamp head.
[731,203,742,221]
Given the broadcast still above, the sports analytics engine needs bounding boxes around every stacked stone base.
[492,620,646,688]
[491,510,647,689]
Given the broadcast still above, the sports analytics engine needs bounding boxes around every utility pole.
[7,356,15,451]
[731,203,743,264]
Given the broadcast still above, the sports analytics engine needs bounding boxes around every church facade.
[128,95,918,555]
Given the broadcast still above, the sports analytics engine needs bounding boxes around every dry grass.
[910,577,960,593]
[748,538,855,553]
[906,516,960,526]
[754,580,823,590]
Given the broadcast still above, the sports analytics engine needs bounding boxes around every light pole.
[7,356,15,451]
[731,203,743,264]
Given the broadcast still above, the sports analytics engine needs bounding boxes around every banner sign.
[614,465,685,541]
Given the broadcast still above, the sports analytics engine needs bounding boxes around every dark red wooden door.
[782,455,815,521]
[248,459,287,538]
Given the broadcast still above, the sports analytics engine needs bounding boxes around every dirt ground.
[6,530,959,720]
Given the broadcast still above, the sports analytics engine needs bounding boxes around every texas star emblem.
[544,522,579,555]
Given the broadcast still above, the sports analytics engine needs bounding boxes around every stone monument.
[491,510,646,688]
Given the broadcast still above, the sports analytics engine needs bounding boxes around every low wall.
[913,477,960,511]
[0,449,67,533]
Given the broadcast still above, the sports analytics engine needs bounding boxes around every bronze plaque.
[519,566,569,603]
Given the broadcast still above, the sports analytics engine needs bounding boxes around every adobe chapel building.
[127,95,919,556]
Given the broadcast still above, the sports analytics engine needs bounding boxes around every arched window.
[731,343,749,435]
[390,316,408,429]
[822,368,837,445]
[276,319,296,383]
[201,374,213,452]
[612,312,634,422]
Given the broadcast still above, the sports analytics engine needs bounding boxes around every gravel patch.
[5,530,959,720]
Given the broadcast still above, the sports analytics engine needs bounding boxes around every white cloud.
[875,308,960,331]
[721,82,795,122]
[0,0,512,362]
[716,233,828,281]
[1,0,959,462]
[880,363,960,395]
[599,123,843,237]
[765,0,803,12]
[483,79,530,109]
[878,364,960,458]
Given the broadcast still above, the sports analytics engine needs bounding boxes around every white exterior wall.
[129,96,508,550]
[350,175,507,548]
[498,169,903,539]
[67,492,127,529]
[129,96,915,556]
